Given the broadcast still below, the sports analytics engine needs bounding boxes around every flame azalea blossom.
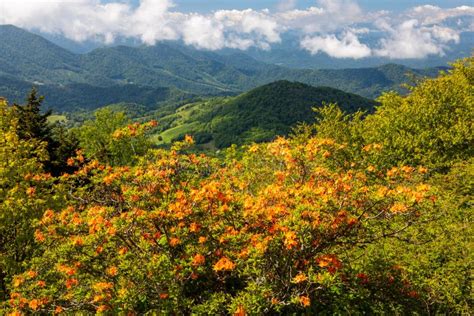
[213,257,236,272]
[299,296,311,307]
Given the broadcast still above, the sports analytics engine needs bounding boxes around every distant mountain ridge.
[0,25,444,112]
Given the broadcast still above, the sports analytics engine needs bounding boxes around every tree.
[13,88,51,142]
[13,88,79,176]
[313,56,474,171]
[75,108,156,166]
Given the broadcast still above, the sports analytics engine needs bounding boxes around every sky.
[1,0,473,59]
[118,0,472,12]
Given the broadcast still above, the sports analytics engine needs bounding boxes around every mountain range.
[0,25,445,113]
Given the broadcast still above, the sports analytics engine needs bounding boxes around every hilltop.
[153,80,376,148]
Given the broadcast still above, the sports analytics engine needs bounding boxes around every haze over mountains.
[41,28,474,70]
[0,25,446,112]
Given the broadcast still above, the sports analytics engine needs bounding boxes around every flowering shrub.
[6,134,435,314]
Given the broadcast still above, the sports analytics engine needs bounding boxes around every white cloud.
[182,15,225,50]
[278,0,363,33]
[301,31,371,59]
[409,5,474,26]
[0,0,472,59]
[214,9,281,45]
[374,19,456,59]
[430,25,460,44]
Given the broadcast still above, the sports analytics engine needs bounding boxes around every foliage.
[75,108,157,166]
[0,56,472,314]
[314,56,474,171]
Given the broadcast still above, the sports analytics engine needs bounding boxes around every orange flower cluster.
[8,135,435,314]
[213,257,236,272]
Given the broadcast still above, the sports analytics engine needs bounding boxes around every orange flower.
[118,247,128,255]
[184,135,194,144]
[97,305,109,313]
[189,222,201,233]
[93,282,113,292]
[26,187,36,197]
[54,306,64,314]
[234,305,246,316]
[66,157,75,166]
[316,254,342,270]
[28,299,40,311]
[192,254,206,266]
[27,270,38,279]
[213,257,236,272]
[169,237,181,247]
[34,230,45,242]
[390,202,408,213]
[65,278,78,289]
[107,266,118,277]
[418,166,428,174]
[299,295,311,307]
[292,273,308,284]
[73,236,84,246]
[159,293,169,299]
[362,144,372,152]
[347,217,358,226]
[107,227,117,236]
[366,165,376,172]
[57,265,76,276]
[37,280,46,288]
[284,231,298,250]
[198,236,207,244]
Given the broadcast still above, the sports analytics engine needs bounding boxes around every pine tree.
[14,88,78,176]
[14,87,52,141]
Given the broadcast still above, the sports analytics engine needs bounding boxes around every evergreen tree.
[14,87,52,142]
[13,88,78,176]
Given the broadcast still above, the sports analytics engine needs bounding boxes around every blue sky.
[156,0,472,12]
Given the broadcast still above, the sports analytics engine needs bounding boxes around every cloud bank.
[0,0,472,59]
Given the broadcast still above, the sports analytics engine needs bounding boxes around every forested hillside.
[1,25,443,112]
[0,56,472,314]
[152,81,376,148]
